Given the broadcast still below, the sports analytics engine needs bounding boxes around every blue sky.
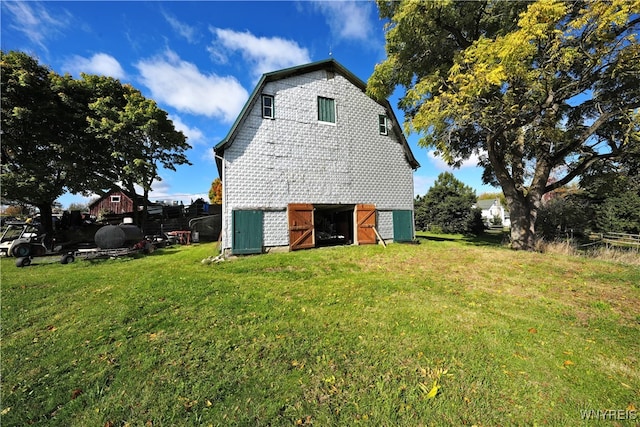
[2,0,500,209]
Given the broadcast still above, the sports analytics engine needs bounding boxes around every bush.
[415,172,483,235]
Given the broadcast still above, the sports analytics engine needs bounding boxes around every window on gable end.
[262,95,274,119]
[111,195,121,203]
[379,115,389,135]
[318,96,336,123]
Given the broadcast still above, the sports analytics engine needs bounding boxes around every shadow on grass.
[463,232,508,247]
[416,231,508,248]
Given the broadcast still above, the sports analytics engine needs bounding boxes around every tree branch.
[545,151,617,192]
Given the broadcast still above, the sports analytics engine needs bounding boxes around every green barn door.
[393,210,414,242]
[232,210,263,255]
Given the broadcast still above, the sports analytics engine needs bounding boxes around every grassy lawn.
[1,236,639,426]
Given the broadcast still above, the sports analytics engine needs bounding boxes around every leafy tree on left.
[1,50,191,237]
[1,51,112,239]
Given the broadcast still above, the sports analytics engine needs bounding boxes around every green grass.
[1,237,639,426]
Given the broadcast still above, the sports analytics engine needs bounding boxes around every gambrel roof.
[214,59,419,176]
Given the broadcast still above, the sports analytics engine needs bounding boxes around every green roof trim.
[214,58,419,174]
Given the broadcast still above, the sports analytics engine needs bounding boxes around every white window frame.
[379,115,389,135]
[262,94,274,119]
[111,195,121,203]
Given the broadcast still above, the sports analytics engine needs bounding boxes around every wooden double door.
[288,203,376,251]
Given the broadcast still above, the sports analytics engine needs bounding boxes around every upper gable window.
[262,95,274,119]
[318,96,336,124]
[111,195,121,203]
[379,115,389,135]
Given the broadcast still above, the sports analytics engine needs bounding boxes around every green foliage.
[580,153,640,234]
[1,51,99,235]
[414,172,482,234]
[83,75,191,224]
[593,193,640,234]
[536,195,592,239]
[1,51,191,230]
[537,157,640,237]
[369,0,640,250]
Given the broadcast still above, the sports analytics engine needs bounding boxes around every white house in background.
[214,59,420,255]
[476,198,511,228]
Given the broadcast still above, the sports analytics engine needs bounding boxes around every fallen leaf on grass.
[528,327,538,334]
[71,388,83,399]
[563,360,574,367]
[148,331,164,341]
[418,380,440,399]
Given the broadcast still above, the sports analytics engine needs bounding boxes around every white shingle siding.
[220,68,415,250]
[263,210,288,247]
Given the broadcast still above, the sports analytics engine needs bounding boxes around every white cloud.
[163,12,198,43]
[310,0,374,43]
[2,1,71,52]
[414,174,435,197]
[63,53,126,79]
[169,114,204,145]
[136,50,248,123]
[209,27,311,78]
[145,181,208,205]
[428,150,482,171]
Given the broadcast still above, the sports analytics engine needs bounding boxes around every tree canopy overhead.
[1,51,101,236]
[1,50,190,235]
[368,0,640,250]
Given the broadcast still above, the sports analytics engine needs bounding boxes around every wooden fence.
[588,232,640,249]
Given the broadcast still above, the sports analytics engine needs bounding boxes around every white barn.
[214,59,419,255]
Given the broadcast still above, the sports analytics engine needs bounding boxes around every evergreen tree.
[416,172,482,234]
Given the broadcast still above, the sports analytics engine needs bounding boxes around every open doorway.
[314,205,354,247]
[288,204,376,250]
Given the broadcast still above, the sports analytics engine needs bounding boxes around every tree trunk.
[486,131,550,252]
[507,196,538,250]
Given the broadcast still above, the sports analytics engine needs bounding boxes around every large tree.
[2,51,191,236]
[368,0,640,250]
[1,51,107,239]
[84,75,191,228]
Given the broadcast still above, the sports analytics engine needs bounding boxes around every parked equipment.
[0,221,61,258]
[8,222,160,268]
[94,224,144,249]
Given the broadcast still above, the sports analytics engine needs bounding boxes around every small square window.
[318,97,335,123]
[111,195,121,203]
[262,95,274,119]
[379,115,388,135]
